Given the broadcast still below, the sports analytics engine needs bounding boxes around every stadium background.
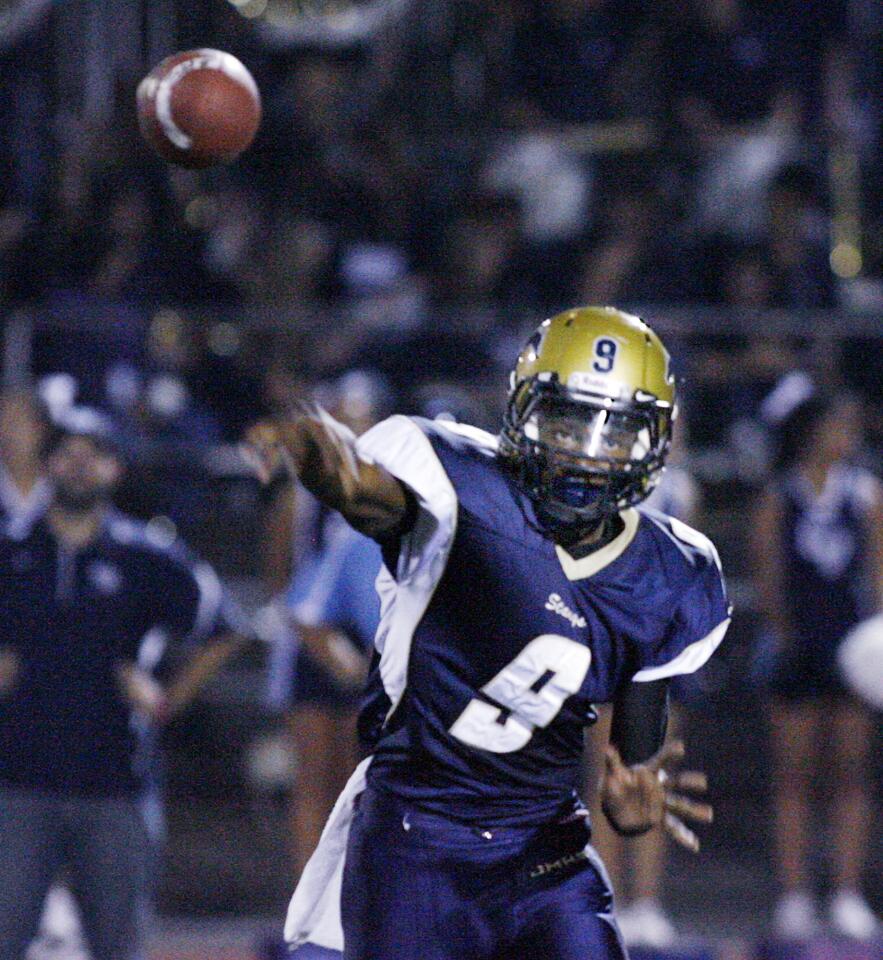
[0,0,880,956]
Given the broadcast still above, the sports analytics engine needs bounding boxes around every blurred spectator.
[182,184,266,305]
[671,0,798,133]
[777,0,851,136]
[0,388,51,536]
[764,163,836,307]
[251,213,338,318]
[717,243,777,308]
[578,172,691,305]
[432,195,528,318]
[0,204,35,303]
[482,132,591,308]
[750,392,882,941]
[276,513,381,878]
[259,52,419,244]
[512,0,647,125]
[264,372,386,876]
[86,185,165,302]
[100,313,226,527]
[0,413,246,960]
[698,162,836,309]
[106,312,222,455]
[669,0,802,238]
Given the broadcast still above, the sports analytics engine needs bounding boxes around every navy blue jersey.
[355,417,731,826]
[779,464,877,645]
[0,511,235,797]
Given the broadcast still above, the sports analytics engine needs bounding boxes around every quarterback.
[247,307,731,959]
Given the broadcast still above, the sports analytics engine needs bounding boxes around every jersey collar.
[555,508,639,580]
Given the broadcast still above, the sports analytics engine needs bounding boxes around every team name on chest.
[544,593,587,629]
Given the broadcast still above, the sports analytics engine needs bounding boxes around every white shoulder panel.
[632,617,731,683]
[356,415,458,714]
[435,419,500,452]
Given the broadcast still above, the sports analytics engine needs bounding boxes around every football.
[136,49,261,169]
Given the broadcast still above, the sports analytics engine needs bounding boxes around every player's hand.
[0,649,20,698]
[242,410,408,540]
[601,740,712,852]
[241,412,352,487]
[240,421,296,485]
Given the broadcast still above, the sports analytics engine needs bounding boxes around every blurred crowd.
[0,1,880,945]
[0,0,880,485]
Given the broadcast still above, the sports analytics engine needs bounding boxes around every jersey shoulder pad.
[638,507,723,577]
[416,417,498,457]
[416,418,524,526]
[630,509,731,683]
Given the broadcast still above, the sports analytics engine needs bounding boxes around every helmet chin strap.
[534,499,622,552]
[532,486,613,540]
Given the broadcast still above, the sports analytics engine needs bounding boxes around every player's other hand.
[0,649,20,698]
[601,740,712,852]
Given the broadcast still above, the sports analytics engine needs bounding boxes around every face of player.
[47,436,122,512]
[525,397,651,513]
[528,398,649,469]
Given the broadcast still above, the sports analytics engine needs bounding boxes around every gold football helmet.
[500,306,676,530]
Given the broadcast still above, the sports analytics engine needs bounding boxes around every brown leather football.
[136,49,261,169]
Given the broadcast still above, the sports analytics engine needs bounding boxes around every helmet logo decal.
[524,320,551,364]
[592,337,618,374]
[565,370,629,399]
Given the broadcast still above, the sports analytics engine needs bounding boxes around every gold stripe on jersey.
[555,508,640,581]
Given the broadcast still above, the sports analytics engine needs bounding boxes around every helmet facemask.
[501,377,673,533]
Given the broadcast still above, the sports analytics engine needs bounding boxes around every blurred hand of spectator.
[671,1,804,237]
[0,649,20,698]
[116,662,168,725]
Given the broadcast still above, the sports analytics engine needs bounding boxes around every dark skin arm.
[242,412,410,543]
[602,678,713,852]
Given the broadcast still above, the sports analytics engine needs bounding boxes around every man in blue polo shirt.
[0,410,244,960]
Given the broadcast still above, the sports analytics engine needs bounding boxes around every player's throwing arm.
[242,410,410,541]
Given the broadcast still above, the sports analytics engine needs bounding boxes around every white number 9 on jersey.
[449,634,591,753]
